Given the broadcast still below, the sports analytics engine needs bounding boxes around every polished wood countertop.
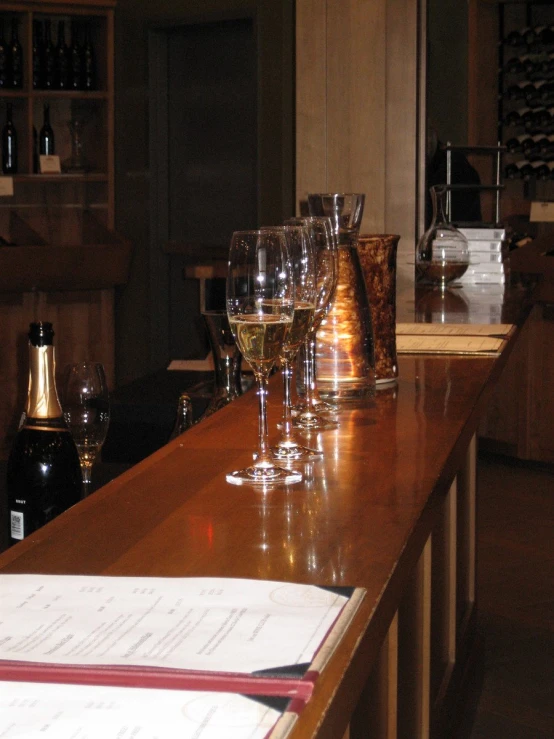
[0,283,533,738]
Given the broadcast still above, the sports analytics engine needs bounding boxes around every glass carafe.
[307,193,375,401]
[416,185,469,288]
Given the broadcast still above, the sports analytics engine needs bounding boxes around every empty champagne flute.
[286,216,339,431]
[62,362,110,493]
[265,225,320,461]
[226,229,301,486]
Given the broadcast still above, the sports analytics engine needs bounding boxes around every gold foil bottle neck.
[26,344,63,419]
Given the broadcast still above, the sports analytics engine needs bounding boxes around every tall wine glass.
[265,225,320,461]
[286,216,339,431]
[226,229,301,486]
[62,362,110,493]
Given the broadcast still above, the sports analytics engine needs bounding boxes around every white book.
[465,240,505,253]
[468,251,504,265]
[458,227,506,241]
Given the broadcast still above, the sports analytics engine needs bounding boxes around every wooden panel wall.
[295,0,424,292]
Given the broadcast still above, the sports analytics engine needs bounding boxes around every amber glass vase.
[357,234,400,385]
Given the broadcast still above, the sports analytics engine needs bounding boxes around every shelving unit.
[497,1,554,202]
[0,1,130,457]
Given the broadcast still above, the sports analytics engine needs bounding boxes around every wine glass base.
[270,442,322,461]
[226,466,302,486]
[293,413,339,431]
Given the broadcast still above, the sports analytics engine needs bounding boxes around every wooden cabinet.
[0,0,130,457]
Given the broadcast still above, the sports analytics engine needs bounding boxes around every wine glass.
[286,216,339,431]
[265,225,320,461]
[226,229,301,486]
[62,362,110,493]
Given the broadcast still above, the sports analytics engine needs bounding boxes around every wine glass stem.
[256,374,272,466]
[281,362,294,442]
[81,462,93,486]
[305,333,317,406]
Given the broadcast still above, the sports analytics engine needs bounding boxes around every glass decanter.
[416,185,469,288]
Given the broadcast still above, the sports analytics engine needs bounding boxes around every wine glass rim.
[307,192,365,198]
[232,228,290,236]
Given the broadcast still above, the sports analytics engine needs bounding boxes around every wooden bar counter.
[0,284,533,739]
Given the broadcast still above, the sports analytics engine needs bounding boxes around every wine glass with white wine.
[62,362,110,494]
[226,228,301,486]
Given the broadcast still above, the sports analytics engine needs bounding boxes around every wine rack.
[498,1,554,198]
[0,0,114,227]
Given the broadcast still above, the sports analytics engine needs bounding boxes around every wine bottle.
[70,21,83,90]
[169,393,194,441]
[524,133,548,156]
[505,160,529,179]
[505,133,532,153]
[504,106,532,127]
[7,322,82,546]
[9,17,23,88]
[43,19,55,90]
[504,29,525,47]
[55,19,70,89]
[83,22,96,90]
[0,18,8,89]
[39,102,55,155]
[1,102,17,174]
[32,19,43,89]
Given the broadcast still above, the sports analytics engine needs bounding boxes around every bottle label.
[10,510,24,540]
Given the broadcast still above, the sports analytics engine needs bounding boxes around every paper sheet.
[0,681,289,739]
[396,334,504,355]
[396,322,514,337]
[0,575,348,675]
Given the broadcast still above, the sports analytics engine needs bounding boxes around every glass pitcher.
[307,193,375,401]
[416,185,469,288]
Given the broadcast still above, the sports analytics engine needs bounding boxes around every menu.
[0,680,297,739]
[0,575,365,700]
[396,322,514,355]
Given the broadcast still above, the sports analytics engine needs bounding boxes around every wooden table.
[0,284,532,739]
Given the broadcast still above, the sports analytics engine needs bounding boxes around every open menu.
[0,681,299,739]
[396,322,515,356]
[0,575,365,702]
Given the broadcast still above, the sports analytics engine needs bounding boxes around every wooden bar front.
[0,286,532,738]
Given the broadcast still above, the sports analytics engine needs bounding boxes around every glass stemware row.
[225,211,339,486]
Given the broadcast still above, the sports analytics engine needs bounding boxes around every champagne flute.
[286,216,339,431]
[265,225,320,461]
[226,229,301,486]
[62,362,110,493]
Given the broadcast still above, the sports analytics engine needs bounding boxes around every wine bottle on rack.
[2,102,17,174]
[504,29,525,47]
[70,21,83,90]
[0,18,8,88]
[7,322,82,546]
[524,133,548,156]
[9,17,23,88]
[506,81,531,101]
[505,133,532,153]
[55,20,70,89]
[505,160,529,179]
[39,103,55,156]
[504,106,533,127]
[43,19,55,89]
[83,22,96,90]
[32,19,43,89]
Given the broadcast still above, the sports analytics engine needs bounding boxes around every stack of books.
[458,226,507,285]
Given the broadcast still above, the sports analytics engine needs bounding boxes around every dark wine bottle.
[83,22,96,90]
[32,19,43,89]
[524,133,548,156]
[0,18,8,89]
[43,19,55,90]
[9,17,23,88]
[39,102,55,155]
[55,19,70,89]
[504,106,532,127]
[505,160,529,179]
[505,133,532,153]
[70,21,83,90]
[504,29,525,47]
[2,102,17,174]
[7,322,82,546]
